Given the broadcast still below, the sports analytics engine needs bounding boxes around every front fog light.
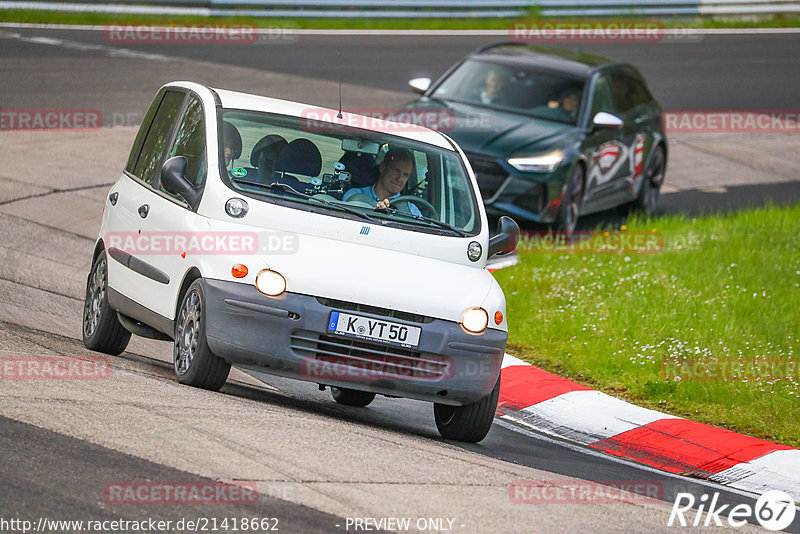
[461,307,489,334]
[255,269,286,296]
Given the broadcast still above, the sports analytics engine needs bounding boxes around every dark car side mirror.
[161,156,200,209]
[591,111,624,130]
[488,216,520,257]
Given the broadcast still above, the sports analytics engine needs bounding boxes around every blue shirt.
[343,185,423,217]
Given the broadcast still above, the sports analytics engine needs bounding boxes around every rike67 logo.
[668,490,796,531]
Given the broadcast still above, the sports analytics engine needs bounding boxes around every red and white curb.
[496,353,800,501]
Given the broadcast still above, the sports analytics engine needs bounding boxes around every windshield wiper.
[260,182,379,223]
[374,207,467,237]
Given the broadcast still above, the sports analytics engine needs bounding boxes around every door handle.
[109,192,118,205]
[138,204,149,218]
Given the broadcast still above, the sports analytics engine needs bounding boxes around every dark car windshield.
[218,110,481,236]
[432,59,586,125]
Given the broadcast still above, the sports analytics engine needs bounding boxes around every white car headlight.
[461,307,489,334]
[255,269,286,296]
[507,149,565,173]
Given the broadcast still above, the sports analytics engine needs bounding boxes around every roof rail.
[474,41,528,54]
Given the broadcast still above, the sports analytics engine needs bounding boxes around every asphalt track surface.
[1,27,799,533]
[1,28,799,112]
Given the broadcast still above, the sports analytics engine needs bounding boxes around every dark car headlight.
[507,149,565,173]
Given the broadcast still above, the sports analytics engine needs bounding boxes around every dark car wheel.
[634,146,666,216]
[556,164,585,233]
[82,250,131,355]
[174,279,231,391]
[433,373,500,443]
[331,387,376,407]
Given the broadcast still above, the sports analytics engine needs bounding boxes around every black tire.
[173,279,230,391]
[82,250,131,355]
[633,145,666,216]
[556,164,585,233]
[433,373,500,443]
[331,387,376,407]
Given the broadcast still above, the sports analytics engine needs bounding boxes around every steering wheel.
[391,195,437,219]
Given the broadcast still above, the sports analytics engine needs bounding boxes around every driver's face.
[562,93,580,112]
[379,157,413,196]
[486,70,504,96]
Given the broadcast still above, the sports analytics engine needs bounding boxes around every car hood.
[202,216,499,326]
[266,232,496,323]
[406,98,574,158]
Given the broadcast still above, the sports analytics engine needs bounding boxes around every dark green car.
[404,43,667,231]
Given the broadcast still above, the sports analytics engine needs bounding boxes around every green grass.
[1,9,799,29]
[494,204,800,447]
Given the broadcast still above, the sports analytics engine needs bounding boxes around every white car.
[82,81,518,442]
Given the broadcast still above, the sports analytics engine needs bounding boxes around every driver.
[343,148,423,217]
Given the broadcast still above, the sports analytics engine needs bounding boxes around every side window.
[414,151,428,196]
[132,91,185,186]
[590,75,616,118]
[166,95,206,192]
[125,92,162,173]
[611,70,653,114]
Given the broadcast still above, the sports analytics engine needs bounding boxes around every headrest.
[221,121,242,160]
[276,138,322,177]
[338,152,377,187]
[251,134,288,167]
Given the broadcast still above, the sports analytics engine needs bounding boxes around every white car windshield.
[219,109,481,236]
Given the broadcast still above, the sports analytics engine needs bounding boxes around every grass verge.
[1,10,800,29]
[494,203,800,447]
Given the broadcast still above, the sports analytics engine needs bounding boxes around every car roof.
[206,86,455,150]
[470,43,617,79]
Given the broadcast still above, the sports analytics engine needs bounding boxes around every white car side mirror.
[408,77,432,94]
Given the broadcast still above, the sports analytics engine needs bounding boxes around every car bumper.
[203,279,507,405]
[468,154,570,223]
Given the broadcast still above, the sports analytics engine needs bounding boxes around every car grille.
[512,182,546,214]
[466,154,509,200]
[290,330,449,380]
[317,297,432,324]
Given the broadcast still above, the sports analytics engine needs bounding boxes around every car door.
[581,70,637,213]
[139,92,210,321]
[618,69,662,201]
[104,89,187,320]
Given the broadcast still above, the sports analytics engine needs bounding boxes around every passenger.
[477,68,511,106]
[343,148,423,217]
[556,88,581,121]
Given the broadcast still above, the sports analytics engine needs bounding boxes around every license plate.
[327,311,421,348]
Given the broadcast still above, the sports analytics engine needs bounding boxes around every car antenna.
[337,52,343,119]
